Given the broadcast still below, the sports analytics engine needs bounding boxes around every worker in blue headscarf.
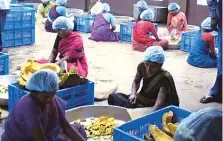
[175,108,222,141]
[0,0,10,51]
[200,0,222,103]
[108,46,179,111]
[2,69,87,141]
[187,17,217,68]
[136,0,148,20]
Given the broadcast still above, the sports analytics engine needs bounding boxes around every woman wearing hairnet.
[45,0,74,33]
[132,9,169,52]
[187,17,217,68]
[108,46,179,111]
[2,69,87,141]
[37,17,88,77]
[88,0,102,15]
[136,0,148,20]
[167,2,188,36]
[36,0,55,21]
[0,0,10,51]
[174,108,222,141]
[89,3,119,42]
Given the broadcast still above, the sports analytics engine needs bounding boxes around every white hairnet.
[52,16,74,30]
[56,0,67,6]
[201,17,212,30]
[168,2,180,11]
[144,46,165,64]
[41,0,50,3]
[175,108,222,141]
[26,69,59,93]
[140,9,154,21]
[136,0,148,10]
[102,3,110,12]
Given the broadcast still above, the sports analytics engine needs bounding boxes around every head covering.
[41,0,50,3]
[26,69,59,93]
[102,3,110,12]
[144,46,165,64]
[174,108,222,141]
[136,0,148,10]
[201,17,212,30]
[168,2,180,11]
[140,9,154,21]
[52,16,74,30]
[56,0,67,6]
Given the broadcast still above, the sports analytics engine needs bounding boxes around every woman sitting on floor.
[88,0,102,15]
[187,17,217,68]
[167,3,188,36]
[89,3,119,42]
[36,0,55,21]
[108,46,179,111]
[136,0,148,21]
[2,70,87,141]
[37,17,88,77]
[45,0,74,33]
[132,9,169,52]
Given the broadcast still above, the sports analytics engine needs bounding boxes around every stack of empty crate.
[1,6,35,48]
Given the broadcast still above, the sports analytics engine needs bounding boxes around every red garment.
[132,21,168,52]
[58,32,88,77]
[167,12,188,35]
[202,32,215,53]
[133,21,159,46]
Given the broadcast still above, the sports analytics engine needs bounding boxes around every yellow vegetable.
[149,125,173,141]
[20,59,60,81]
[167,123,178,136]
[162,111,174,132]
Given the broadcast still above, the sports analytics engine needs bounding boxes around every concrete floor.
[0,22,221,136]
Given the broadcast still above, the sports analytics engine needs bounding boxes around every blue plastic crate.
[10,3,35,8]
[3,7,35,30]
[8,81,95,112]
[0,53,9,75]
[1,28,35,48]
[149,23,158,36]
[180,30,199,52]
[119,22,136,43]
[74,15,96,33]
[114,106,191,141]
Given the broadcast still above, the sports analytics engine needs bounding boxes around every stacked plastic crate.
[1,6,35,48]
[74,15,96,33]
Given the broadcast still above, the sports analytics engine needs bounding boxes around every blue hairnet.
[168,3,180,11]
[140,9,154,21]
[52,16,74,30]
[102,3,110,12]
[26,69,59,93]
[136,0,148,10]
[174,108,222,141]
[56,0,67,6]
[144,46,165,64]
[201,17,212,30]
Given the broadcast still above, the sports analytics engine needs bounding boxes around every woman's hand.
[129,94,137,104]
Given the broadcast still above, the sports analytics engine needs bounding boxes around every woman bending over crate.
[187,17,217,68]
[37,17,88,77]
[2,70,87,141]
[89,3,119,42]
[167,3,188,36]
[108,46,179,112]
[132,9,169,52]
[44,0,77,33]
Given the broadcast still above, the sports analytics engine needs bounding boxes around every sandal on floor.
[200,96,217,104]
